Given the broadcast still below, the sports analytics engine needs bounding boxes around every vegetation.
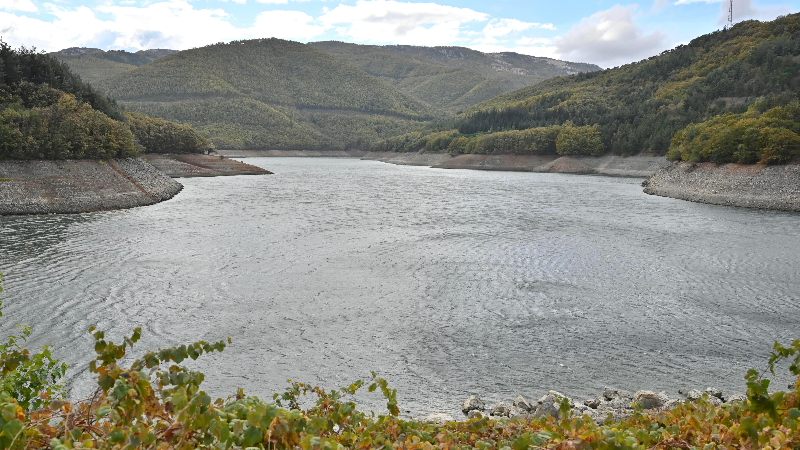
[126,112,212,154]
[668,100,800,164]
[1,274,800,449]
[386,14,800,162]
[308,42,600,115]
[0,40,211,159]
[49,49,177,87]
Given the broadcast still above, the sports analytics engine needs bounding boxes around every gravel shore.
[0,158,183,215]
[643,162,800,211]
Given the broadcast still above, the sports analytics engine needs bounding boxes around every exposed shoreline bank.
[643,162,800,212]
[0,155,271,216]
[362,152,672,177]
[216,150,673,178]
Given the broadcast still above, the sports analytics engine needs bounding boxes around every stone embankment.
[0,158,182,215]
[643,162,800,211]
[0,154,271,215]
[362,152,671,177]
[422,387,747,425]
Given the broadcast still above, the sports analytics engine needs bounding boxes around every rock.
[509,407,531,419]
[662,399,682,410]
[584,397,602,409]
[705,387,724,401]
[706,396,723,406]
[513,395,533,412]
[532,402,560,419]
[726,393,747,404]
[633,390,663,409]
[491,402,513,417]
[538,390,569,405]
[423,413,454,425]
[461,395,485,415]
[603,387,632,401]
[680,389,703,401]
[466,410,485,419]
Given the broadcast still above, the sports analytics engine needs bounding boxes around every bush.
[556,123,605,156]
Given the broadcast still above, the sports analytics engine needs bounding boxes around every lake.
[1,157,798,417]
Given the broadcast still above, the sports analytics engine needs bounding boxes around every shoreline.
[0,155,271,216]
[643,162,800,212]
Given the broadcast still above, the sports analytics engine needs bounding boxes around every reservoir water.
[1,157,798,416]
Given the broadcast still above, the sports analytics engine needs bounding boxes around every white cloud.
[478,18,554,44]
[252,10,327,40]
[555,5,668,68]
[318,0,488,46]
[0,0,37,12]
[0,0,249,51]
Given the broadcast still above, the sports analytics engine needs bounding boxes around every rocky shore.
[0,155,271,215]
[362,152,672,177]
[0,158,183,215]
[643,162,800,211]
[422,387,747,425]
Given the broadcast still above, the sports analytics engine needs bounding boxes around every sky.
[0,0,797,68]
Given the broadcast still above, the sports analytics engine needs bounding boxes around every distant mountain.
[52,40,600,150]
[370,13,800,164]
[92,39,435,150]
[51,48,178,85]
[308,42,600,114]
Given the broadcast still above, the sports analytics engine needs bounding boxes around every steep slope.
[375,14,800,162]
[308,41,600,114]
[97,38,433,150]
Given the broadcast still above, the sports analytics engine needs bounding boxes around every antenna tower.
[728,0,733,27]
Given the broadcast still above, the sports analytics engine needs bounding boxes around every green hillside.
[95,38,433,150]
[308,41,600,114]
[1,41,210,159]
[372,14,800,164]
[51,48,177,86]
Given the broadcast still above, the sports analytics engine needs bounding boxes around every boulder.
[513,395,533,412]
[538,390,569,405]
[491,402,514,417]
[726,393,747,404]
[584,397,602,409]
[662,399,682,410]
[423,413,455,425]
[705,387,724,401]
[680,389,703,402]
[603,387,632,401]
[461,395,486,415]
[633,390,663,409]
[532,401,560,419]
[466,410,485,419]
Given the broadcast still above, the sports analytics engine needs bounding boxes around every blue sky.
[1,0,797,67]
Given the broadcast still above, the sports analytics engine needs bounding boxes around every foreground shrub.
[0,272,798,449]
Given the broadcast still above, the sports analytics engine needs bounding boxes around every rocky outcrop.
[643,162,800,211]
[362,152,671,177]
[0,158,182,215]
[460,386,746,425]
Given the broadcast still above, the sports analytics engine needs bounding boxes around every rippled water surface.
[1,158,799,416]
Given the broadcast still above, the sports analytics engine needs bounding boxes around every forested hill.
[308,41,600,114]
[51,48,177,86]
[372,14,800,164]
[94,38,440,150]
[1,41,210,159]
